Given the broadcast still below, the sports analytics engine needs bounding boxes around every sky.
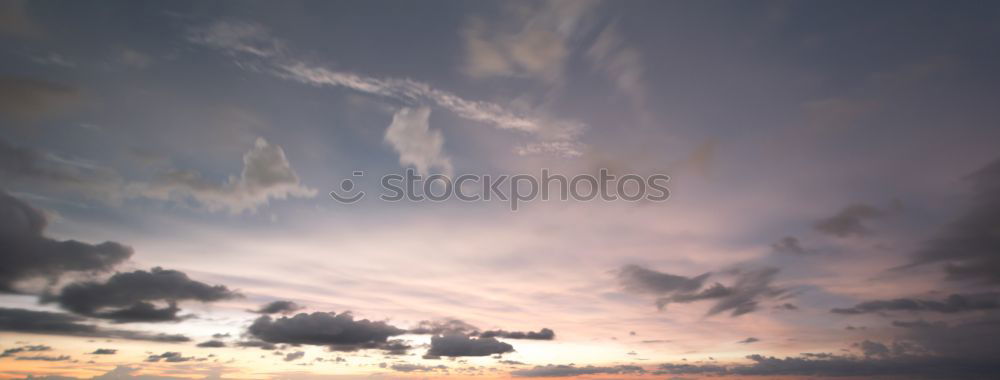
[2,0,1000,379]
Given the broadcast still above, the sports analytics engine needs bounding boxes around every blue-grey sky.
[2,1,1000,379]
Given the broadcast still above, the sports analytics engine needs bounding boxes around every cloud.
[908,157,1000,283]
[0,139,126,202]
[0,76,79,121]
[389,363,447,373]
[233,340,276,350]
[42,267,240,323]
[384,107,452,176]
[460,1,597,83]
[511,364,645,377]
[0,191,133,293]
[127,137,317,214]
[145,352,193,363]
[0,1,42,38]
[618,265,708,295]
[622,265,785,317]
[118,49,152,69]
[15,355,70,361]
[283,351,305,362]
[771,236,811,255]
[1,344,50,358]
[196,340,226,348]
[253,300,304,315]
[0,307,190,342]
[814,203,883,237]
[190,20,585,157]
[477,328,554,340]
[585,21,647,113]
[425,334,513,358]
[858,340,890,357]
[247,312,405,351]
[408,319,479,336]
[738,337,760,344]
[831,293,1000,314]
[90,349,117,355]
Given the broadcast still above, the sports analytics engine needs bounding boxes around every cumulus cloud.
[384,107,452,176]
[511,364,645,377]
[145,352,193,363]
[42,267,240,323]
[128,137,317,214]
[477,328,554,340]
[908,157,1000,283]
[248,312,405,351]
[0,307,190,342]
[196,340,226,348]
[814,203,883,237]
[831,293,1000,314]
[252,300,303,315]
[0,191,132,293]
[425,334,514,358]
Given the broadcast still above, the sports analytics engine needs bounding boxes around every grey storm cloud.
[831,293,1000,314]
[0,307,190,342]
[477,328,555,340]
[253,300,303,314]
[247,311,405,351]
[425,334,513,358]
[653,267,786,317]
[618,264,708,295]
[146,352,192,363]
[511,364,645,377]
[0,191,133,293]
[127,137,317,214]
[909,157,1000,283]
[0,76,80,121]
[814,203,883,237]
[1,344,50,357]
[196,340,226,348]
[42,267,239,323]
[0,139,124,201]
[408,319,480,336]
[90,349,117,355]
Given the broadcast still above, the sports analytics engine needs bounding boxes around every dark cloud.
[234,340,276,350]
[909,157,1000,283]
[477,328,554,340]
[146,352,192,363]
[775,303,799,311]
[43,267,239,323]
[654,353,1000,378]
[196,340,226,348]
[15,355,70,361]
[211,333,231,339]
[658,267,786,317]
[90,349,117,355]
[0,307,190,342]
[814,203,883,237]
[618,264,708,295]
[425,334,513,358]
[0,191,132,293]
[737,337,760,344]
[1,344,50,357]
[408,319,479,336]
[248,311,405,351]
[511,364,645,377]
[831,293,1000,314]
[858,340,890,357]
[284,351,305,362]
[390,363,447,372]
[253,300,303,314]
[380,339,412,356]
[0,140,126,201]
[0,77,79,121]
[771,236,811,255]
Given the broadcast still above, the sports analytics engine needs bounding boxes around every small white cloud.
[384,107,452,176]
